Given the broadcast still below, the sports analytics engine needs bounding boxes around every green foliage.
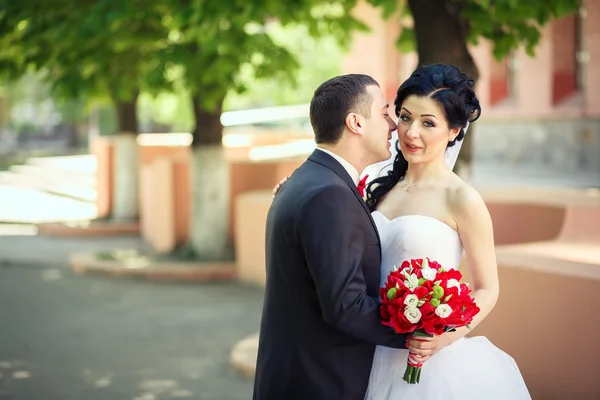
[0,1,170,103]
[155,0,366,112]
[138,88,194,132]
[225,22,346,109]
[462,0,579,60]
[138,19,346,129]
[1,0,367,122]
[396,26,416,53]
[369,0,580,60]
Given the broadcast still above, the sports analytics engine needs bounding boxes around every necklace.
[401,170,450,192]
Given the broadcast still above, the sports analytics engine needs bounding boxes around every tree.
[225,22,347,109]
[368,0,580,170]
[157,1,366,260]
[1,1,366,256]
[0,1,170,133]
[0,1,172,219]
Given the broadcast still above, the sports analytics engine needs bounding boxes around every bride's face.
[397,95,460,165]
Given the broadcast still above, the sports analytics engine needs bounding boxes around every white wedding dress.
[365,212,531,400]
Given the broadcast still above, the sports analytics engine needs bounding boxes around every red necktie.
[357,174,369,197]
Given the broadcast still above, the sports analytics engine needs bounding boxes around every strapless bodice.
[372,212,464,286]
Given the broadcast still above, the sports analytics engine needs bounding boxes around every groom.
[253,75,409,400]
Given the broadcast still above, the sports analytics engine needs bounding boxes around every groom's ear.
[345,112,364,135]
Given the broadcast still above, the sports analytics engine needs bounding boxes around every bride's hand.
[405,334,452,363]
[272,176,289,198]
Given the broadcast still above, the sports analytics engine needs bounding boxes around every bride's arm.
[407,185,499,360]
[446,185,500,342]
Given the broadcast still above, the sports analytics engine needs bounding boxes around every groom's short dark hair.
[310,74,379,144]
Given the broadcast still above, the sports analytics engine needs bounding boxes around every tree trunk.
[191,95,224,146]
[111,133,139,220]
[115,91,139,134]
[110,92,139,220]
[66,123,79,149]
[408,0,478,176]
[189,95,232,261]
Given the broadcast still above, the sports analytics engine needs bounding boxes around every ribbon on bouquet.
[406,337,428,368]
[407,354,423,368]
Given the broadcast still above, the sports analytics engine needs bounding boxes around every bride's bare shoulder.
[445,178,490,223]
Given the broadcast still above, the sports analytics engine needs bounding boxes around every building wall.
[342,0,600,178]
[584,0,600,117]
[343,0,599,117]
[341,1,403,103]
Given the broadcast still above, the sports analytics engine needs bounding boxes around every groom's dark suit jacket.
[253,150,406,400]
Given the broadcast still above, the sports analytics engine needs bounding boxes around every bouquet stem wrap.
[403,330,432,384]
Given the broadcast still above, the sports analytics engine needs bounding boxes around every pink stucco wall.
[343,0,599,119]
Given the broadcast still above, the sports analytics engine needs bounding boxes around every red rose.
[380,304,392,321]
[379,287,388,300]
[419,302,436,319]
[421,315,446,335]
[413,285,430,299]
[444,268,462,281]
[393,296,406,308]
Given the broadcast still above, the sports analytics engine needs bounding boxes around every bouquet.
[379,258,480,384]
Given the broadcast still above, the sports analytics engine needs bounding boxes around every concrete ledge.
[468,259,600,399]
[235,191,272,287]
[69,252,237,283]
[496,239,600,280]
[478,186,600,207]
[37,220,140,237]
[230,333,258,378]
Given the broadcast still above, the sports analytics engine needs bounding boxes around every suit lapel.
[307,150,382,247]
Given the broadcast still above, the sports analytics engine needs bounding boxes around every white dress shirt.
[315,147,360,186]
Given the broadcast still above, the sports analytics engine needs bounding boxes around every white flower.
[421,267,437,281]
[404,307,422,324]
[404,273,419,291]
[435,304,453,318]
[404,294,419,308]
[447,279,461,294]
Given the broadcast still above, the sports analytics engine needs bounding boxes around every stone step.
[69,252,238,283]
[230,333,258,378]
[0,170,96,203]
[0,185,97,224]
[10,164,96,187]
[26,154,97,174]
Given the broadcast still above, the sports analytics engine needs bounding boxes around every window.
[551,9,583,104]
[489,57,510,106]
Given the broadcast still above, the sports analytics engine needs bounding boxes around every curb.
[69,252,237,283]
[230,333,258,378]
[37,221,140,237]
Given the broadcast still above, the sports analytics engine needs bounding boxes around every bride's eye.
[400,114,411,122]
[423,120,435,128]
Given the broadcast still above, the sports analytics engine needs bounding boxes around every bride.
[363,64,531,399]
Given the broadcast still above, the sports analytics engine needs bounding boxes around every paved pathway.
[0,259,263,400]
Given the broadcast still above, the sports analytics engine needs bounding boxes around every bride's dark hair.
[365,64,481,210]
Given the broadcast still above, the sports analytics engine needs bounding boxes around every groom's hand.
[405,334,450,363]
